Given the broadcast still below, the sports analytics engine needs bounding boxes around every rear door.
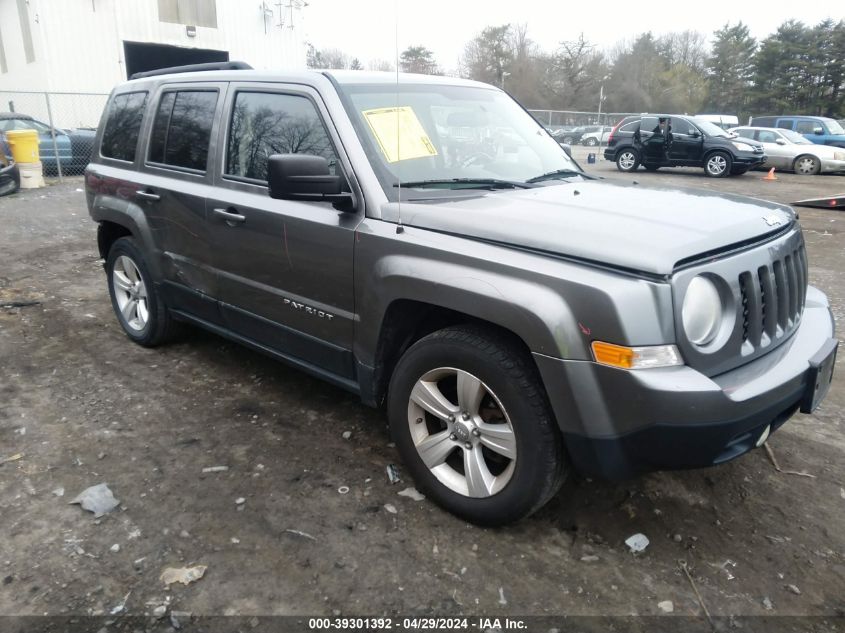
[135,82,227,323]
[668,117,703,163]
[206,83,361,382]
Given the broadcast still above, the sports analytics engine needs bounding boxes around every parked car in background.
[580,126,613,146]
[0,131,20,196]
[604,114,766,177]
[749,115,845,149]
[560,125,604,145]
[731,126,845,175]
[0,113,96,175]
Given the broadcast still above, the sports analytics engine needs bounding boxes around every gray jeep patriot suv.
[86,63,837,525]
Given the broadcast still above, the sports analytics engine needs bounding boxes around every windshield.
[337,82,580,200]
[822,118,845,135]
[780,129,812,144]
[692,118,732,137]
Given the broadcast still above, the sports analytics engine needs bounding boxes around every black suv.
[604,115,767,177]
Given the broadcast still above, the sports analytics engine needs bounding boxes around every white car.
[730,126,845,175]
[580,126,612,146]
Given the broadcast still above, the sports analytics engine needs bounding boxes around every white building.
[0,0,307,94]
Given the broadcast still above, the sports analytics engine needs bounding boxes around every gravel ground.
[0,167,843,631]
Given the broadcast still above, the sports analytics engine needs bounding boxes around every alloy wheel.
[111,255,149,331]
[407,367,516,498]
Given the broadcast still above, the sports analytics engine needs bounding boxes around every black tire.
[387,325,567,526]
[585,137,598,146]
[704,151,732,177]
[615,148,640,173]
[106,237,182,347]
[562,136,573,145]
[793,154,821,175]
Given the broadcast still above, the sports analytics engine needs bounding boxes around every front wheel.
[387,326,567,526]
[616,149,640,172]
[584,137,598,146]
[106,237,182,347]
[704,151,732,177]
[793,154,821,175]
[562,136,573,145]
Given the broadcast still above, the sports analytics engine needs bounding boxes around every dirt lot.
[1,163,844,631]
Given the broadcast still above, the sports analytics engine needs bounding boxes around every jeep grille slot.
[738,248,807,351]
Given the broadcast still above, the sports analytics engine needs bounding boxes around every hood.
[385,180,794,276]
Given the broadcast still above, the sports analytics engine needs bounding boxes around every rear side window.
[101,92,148,162]
[225,91,338,182]
[148,90,218,171]
[619,121,639,132]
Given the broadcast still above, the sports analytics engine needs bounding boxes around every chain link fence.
[1,91,109,178]
[528,109,640,130]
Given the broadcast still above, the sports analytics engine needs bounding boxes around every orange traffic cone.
[762,167,777,181]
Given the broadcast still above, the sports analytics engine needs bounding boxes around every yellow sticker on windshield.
[362,106,438,163]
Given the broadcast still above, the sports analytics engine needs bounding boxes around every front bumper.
[733,152,767,167]
[820,158,845,174]
[534,286,836,480]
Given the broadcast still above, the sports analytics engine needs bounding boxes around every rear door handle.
[135,189,161,202]
[213,207,246,226]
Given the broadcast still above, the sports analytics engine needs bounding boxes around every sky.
[298,0,842,72]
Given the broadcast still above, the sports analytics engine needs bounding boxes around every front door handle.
[136,189,161,202]
[213,207,246,226]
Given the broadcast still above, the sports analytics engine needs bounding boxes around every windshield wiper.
[525,169,594,183]
[393,178,537,190]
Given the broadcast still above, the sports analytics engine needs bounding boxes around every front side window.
[148,90,217,171]
[671,118,695,136]
[734,128,754,140]
[101,92,148,162]
[757,130,779,143]
[225,91,338,182]
[795,120,819,134]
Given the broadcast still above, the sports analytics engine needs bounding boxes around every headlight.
[731,141,754,152]
[834,151,845,161]
[682,276,722,346]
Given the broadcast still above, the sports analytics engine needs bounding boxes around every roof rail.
[130,61,253,80]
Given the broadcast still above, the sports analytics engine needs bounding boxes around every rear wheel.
[793,154,821,175]
[704,151,732,177]
[616,149,640,172]
[106,237,182,347]
[387,325,567,526]
[584,137,598,147]
[562,136,574,145]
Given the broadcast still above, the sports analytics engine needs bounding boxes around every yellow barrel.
[5,129,40,163]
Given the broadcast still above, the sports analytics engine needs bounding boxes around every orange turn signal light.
[591,341,635,368]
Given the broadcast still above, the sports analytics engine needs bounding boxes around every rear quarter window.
[100,92,148,162]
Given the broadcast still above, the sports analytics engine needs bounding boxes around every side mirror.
[267,154,354,209]
[690,130,700,138]
[560,143,572,157]
[775,138,786,145]
[813,128,824,135]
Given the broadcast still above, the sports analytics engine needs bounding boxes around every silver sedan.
[730,126,845,175]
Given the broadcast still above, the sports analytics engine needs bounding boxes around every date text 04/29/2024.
[307,617,527,630]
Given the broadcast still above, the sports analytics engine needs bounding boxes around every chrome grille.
[738,245,807,349]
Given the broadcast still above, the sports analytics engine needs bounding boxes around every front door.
[207,84,361,381]
[668,117,704,164]
[755,129,793,170]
